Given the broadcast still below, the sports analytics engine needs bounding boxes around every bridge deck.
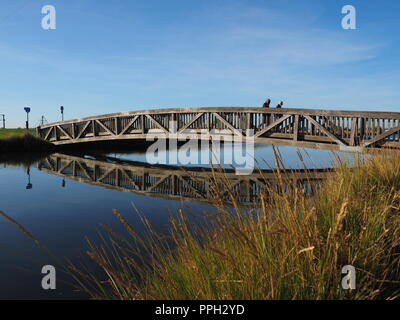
[37,107,400,151]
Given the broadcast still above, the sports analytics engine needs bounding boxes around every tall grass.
[0,133,54,152]
[0,128,36,139]
[70,150,400,300]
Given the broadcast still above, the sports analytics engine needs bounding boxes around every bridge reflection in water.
[38,153,334,206]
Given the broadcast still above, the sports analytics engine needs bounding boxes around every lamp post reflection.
[26,167,32,190]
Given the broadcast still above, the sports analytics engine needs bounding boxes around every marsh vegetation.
[0,130,54,152]
[69,150,400,300]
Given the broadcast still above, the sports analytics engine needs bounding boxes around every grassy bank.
[70,151,400,300]
[0,132,55,152]
[0,128,36,139]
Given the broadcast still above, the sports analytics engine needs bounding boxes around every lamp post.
[24,107,31,129]
[0,114,5,129]
[60,106,64,121]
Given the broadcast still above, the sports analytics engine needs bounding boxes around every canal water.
[0,144,355,299]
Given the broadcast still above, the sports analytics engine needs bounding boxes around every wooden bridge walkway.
[38,153,331,205]
[37,107,400,151]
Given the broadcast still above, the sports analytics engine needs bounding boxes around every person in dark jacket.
[262,98,271,108]
[262,98,271,125]
[275,101,284,119]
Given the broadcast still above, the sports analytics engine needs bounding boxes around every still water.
[0,144,354,299]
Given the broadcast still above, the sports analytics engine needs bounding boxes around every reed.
[69,150,400,300]
[0,133,55,152]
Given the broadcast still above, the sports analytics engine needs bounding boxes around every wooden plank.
[178,112,204,133]
[350,117,357,146]
[363,125,400,147]
[254,114,291,138]
[76,121,91,139]
[145,115,169,133]
[115,118,119,135]
[71,123,76,139]
[92,120,96,137]
[57,125,73,139]
[119,115,139,135]
[95,119,115,135]
[38,107,400,129]
[44,127,53,141]
[293,115,299,141]
[212,112,243,136]
[322,117,341,135]
[303,115,346,146]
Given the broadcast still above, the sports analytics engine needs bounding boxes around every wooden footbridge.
[38,153,331,205]
[37,107,400,151]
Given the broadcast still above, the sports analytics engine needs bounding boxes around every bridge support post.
[115,118,119,135]
[293,115,299,141]
[350,117,357,146]
[71,123,75,139]
[92,120,96,137]
[360,118,365,143]
[246,113,251,130]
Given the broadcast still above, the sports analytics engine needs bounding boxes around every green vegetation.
[0,128,36,139]
[0,131,54,152]
[70,151,400,300]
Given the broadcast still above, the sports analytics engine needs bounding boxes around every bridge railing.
[37,107,400,150]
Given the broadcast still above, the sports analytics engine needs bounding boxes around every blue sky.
[0,0,399,127]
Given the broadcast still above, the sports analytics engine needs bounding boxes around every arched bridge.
[37,107,400,151]
[38,153,331,206]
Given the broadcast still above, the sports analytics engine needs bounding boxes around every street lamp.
[0,114,5,129]
[24,107,31,129]
[60,106,64,121]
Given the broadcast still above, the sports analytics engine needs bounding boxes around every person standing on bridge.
[262,98,271,126]
[275,101,284,120]
[262,98,271,108]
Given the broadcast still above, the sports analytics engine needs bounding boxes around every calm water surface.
[0,144,355,299]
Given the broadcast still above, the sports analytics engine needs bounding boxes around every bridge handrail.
[38,107,400,129]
